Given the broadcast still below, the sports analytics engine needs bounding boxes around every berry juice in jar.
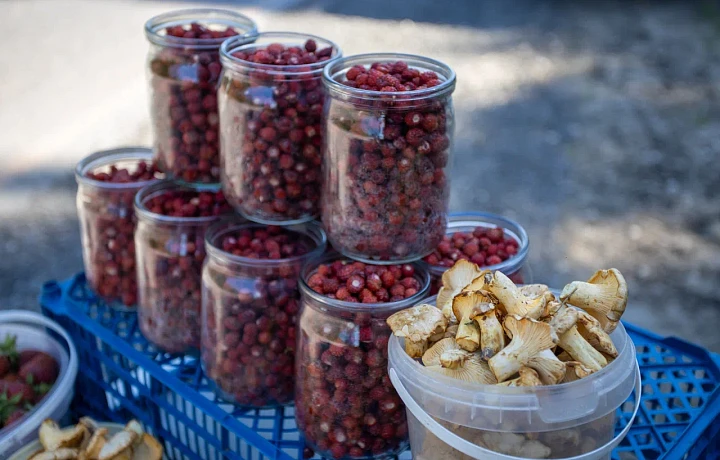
[145,9,258,184]
[321,54,456,263]
[76,148,161,309]
[135,181,234,353]
[201,219,326,407]
[296,255,430,459]
[421,212,531,294]
[218,33,342,224]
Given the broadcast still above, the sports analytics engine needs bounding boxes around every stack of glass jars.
[287,53,457,459]
[74,11,538,460]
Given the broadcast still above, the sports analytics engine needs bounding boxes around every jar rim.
[75,147,160,190]
[144,8,258,50]
[322,53,456,102]
[204,218,328,267]
[420,211,530,276]
[134,180,228,225]
[220,32,342,77]
[299,252,431,313]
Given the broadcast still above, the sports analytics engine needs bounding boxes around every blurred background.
[1,0,719,351]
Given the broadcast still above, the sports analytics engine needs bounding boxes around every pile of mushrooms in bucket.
[386,261,640,459]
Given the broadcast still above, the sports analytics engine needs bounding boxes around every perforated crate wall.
[41,274,720,460]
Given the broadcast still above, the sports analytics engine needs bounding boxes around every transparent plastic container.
[145,9,258,184]
[388,297,641,460]
[295,255,430,459]
[420,212,531,295]
[321,53,456,263]
[75,147,160,309]
[218,32,342,224]
[201,219,327,407]
[135,181,233,353]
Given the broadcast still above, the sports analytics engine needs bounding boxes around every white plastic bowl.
[0,311,78,456]
[388,297,641,460]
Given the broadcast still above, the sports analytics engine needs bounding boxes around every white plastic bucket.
[388,298,641,460]
[0,311,79,456]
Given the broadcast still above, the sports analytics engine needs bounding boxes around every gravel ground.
[1,0,719,351]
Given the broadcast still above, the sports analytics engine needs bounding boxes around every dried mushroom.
[560,268,627,333]
[488,316,556,382]
[437,260,484,320]
[39,420,87,452]
[484,272,552,319]
[387,303,448,358]
[30,418,162,460]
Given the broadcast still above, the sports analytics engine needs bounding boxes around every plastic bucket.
[388,297,641,460]
[0,311,79,456]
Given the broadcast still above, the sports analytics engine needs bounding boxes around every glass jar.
[420,212,531,294]
[321,54,456,263]
[201,219,326,407]
[145,9,258,184]
[218,33,342,224]
[75,147,161,309]
[295,255,430,459]
[135,181,233,353]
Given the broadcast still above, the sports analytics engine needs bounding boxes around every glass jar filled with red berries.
[135,181,234,353]
[201,219,326,407]
[76,148,161,309]
[421,211,531,294]
[145,9,258,184]
[296,255,430,459]
[321,54,456,263]
[218,32,342,224]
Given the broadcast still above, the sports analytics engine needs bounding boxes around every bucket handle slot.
[389,360,641,460]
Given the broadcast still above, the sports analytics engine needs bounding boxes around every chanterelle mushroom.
[452,291,496,352]
[526,349,566,385]
[423,338,461,367]
[576,310,618,357]
[426,354,497,384]
[488,316,556,382]
[424,338,497,383]
[547,304,578,342]
[560,268,628,333]
[557,323,607,372]
[484,272,552,319]
[437,260,484,320]
[387,304,448,358]
[562,361,594,383]
[456,291,506,360]
[498,366,543,387]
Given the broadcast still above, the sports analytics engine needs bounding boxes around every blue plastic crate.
[40,274,720,460]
